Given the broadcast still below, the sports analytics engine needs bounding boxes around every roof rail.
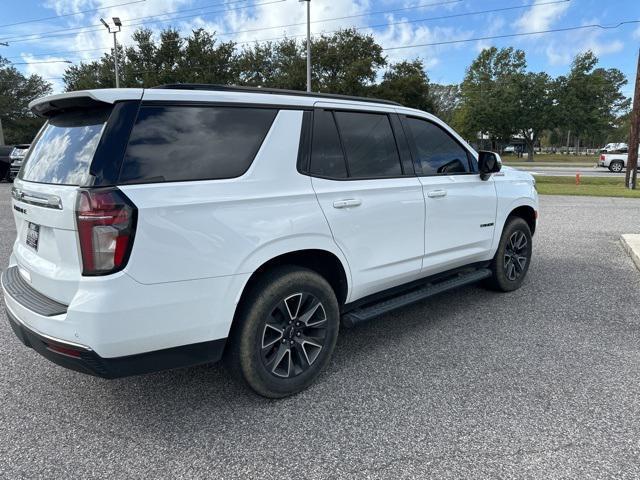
[150,83,403,107]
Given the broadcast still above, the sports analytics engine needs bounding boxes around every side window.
[334,111,402,178]
[310,109,347,179]
[119,106,277,183]
[406,117,471,175]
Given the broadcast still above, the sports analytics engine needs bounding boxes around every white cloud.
[20,54,69,92]
[542,18,625,66]
[371,13,472,72]
[474,15,506,53]
[514,0,570,32]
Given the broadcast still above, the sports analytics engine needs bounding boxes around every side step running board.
[342,268,492,328]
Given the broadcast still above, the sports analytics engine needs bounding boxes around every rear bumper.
[5,305,226,378]
[2,266,229,378]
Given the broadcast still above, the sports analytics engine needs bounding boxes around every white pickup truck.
[598,148,640,173]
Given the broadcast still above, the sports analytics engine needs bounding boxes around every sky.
[1,0,639,94]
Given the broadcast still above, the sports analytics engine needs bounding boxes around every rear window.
[19,108,110,185]
[119,106,278,184]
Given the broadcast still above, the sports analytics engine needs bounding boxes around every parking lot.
[1,183,640,479]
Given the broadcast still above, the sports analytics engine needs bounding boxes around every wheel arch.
[225,248,351,344]
[507,204,537,235]
[241,249,350,306]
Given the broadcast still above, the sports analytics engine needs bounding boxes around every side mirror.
[478,151,502,180]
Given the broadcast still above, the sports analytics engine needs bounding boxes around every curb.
[621,234,640,271]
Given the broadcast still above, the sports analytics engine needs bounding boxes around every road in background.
[511,165,623,177]
[1,184,640,479]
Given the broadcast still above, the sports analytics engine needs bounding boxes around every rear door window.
[19,108,111,185]
[333,111,402,179]
[119,106,277,184]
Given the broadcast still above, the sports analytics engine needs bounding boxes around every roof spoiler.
[29,89,144,117]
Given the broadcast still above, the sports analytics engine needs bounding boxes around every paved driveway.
[1,183,640,479]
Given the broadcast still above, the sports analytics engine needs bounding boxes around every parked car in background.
[598,148,640,172]
[600,142,627,154]
[8,145,30,181]
[0,145,13,181]
[2,85,538,398]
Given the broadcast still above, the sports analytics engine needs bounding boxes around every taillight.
[76,188,137,276]
[600,154,605,161]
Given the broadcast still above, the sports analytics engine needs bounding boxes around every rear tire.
[609,161,624,173]
[226,266,340,398]
[486,217,532,292]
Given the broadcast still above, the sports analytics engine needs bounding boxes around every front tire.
[226,266,340,398]
[486,217,532,292]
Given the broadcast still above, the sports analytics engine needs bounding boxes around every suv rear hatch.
[10,90,142,305]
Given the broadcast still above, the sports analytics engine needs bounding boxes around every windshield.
[19,108,111,185]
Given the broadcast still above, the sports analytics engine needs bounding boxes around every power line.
[7,0,567,60]
[0,0,146,30]
[212,0,465,37]
[382,20,640,50]
[0,0,274,43]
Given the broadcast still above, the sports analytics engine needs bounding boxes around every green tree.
[64,27,386,96]
[454,47,526,147]
[311,29,386,95]
[556,51,630,150]
[0,56,51,144]
[513,72,557,160]
[429,83,460,123]
[375,59,434,111]
[238,38,306,90]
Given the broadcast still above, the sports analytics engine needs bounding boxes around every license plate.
[26,222,40,251]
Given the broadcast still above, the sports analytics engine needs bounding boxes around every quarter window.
[406,118,471,175]
[119,106,277,183]
[310,110,347,178]
[334,111,402,179]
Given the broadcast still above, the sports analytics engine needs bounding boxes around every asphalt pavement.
[1,183,640,479]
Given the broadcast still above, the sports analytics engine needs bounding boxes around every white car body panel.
[312,175,425,301]
[419,174,498,275]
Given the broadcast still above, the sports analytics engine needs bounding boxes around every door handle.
[427,189,447,198]
[333,199,362,209]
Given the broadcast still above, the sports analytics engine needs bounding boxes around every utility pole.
[100,17,122,88]
[299,0,311,92]
[626,49,640,190]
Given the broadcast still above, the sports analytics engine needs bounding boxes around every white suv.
[2,85,538,397]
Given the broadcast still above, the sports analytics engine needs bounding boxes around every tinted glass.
[119,106,277,183]
[310,110,347,178]
[19,108,110,185]
[334,111,401,178]
[407,118,470,175]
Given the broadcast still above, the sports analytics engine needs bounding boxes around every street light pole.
[299,0,311,92]
[100,17,122,88]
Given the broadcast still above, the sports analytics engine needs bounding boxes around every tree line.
[0,27,631,158]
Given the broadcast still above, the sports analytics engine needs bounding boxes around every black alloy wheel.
[503,230,529,281]
[261,292,328,378]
